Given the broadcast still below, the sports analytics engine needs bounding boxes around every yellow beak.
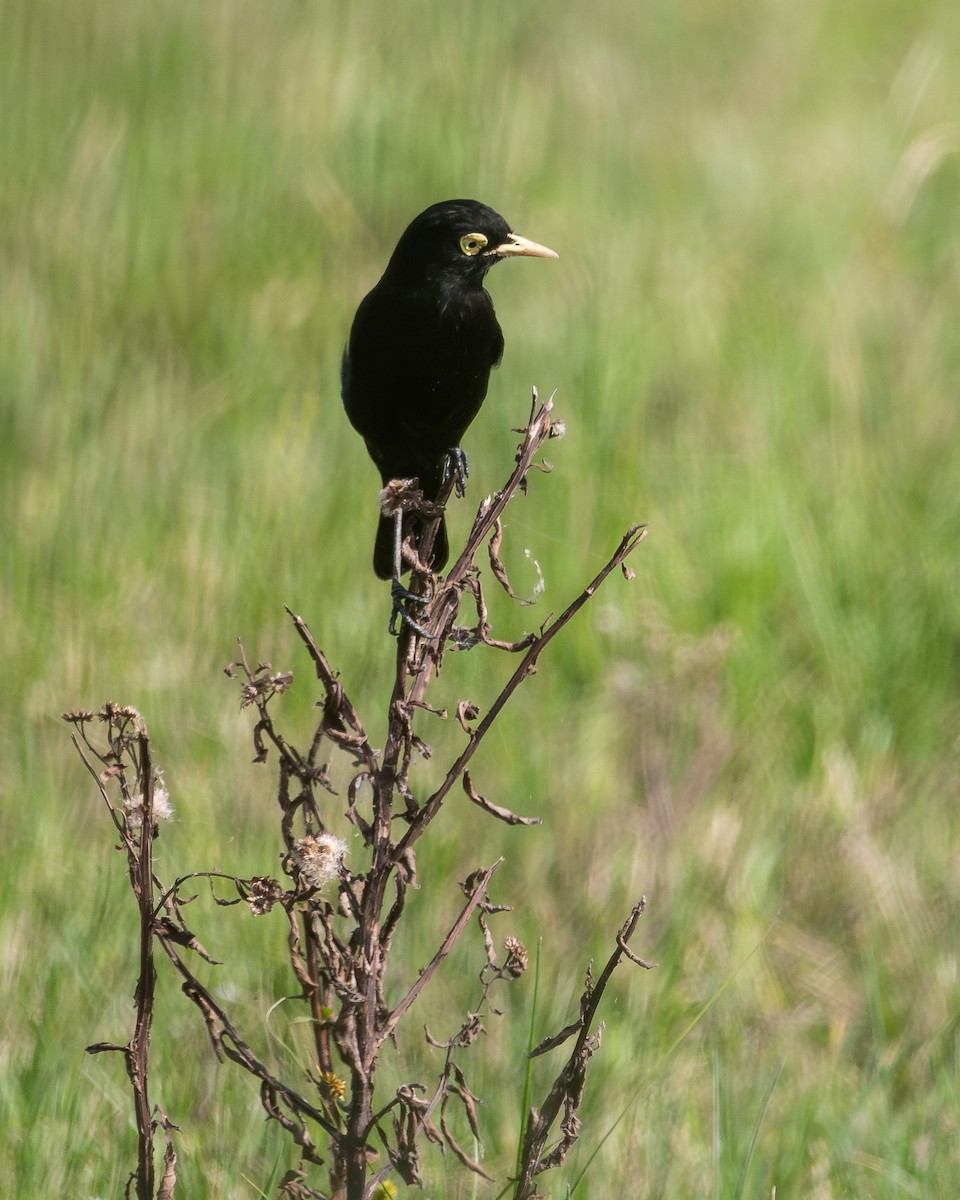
[487,232,559,260]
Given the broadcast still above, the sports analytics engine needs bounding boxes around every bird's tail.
[373,513,449,581]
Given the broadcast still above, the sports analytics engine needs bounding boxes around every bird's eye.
[459,233,488,256]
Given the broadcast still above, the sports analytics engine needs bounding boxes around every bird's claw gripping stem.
[388,579,434,638]
[387,507,436,638]
[445,447,469,499]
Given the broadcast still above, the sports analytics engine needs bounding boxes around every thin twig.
[380,859,503,1045]
[394,525,648,860]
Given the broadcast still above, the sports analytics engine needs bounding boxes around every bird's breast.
[342,279,505,459]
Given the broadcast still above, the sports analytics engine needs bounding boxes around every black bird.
[341,199,557,580]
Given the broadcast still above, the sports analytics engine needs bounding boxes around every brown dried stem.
[71,708,170,1200]
[68,391,652,1200]
[514,899,656,1198]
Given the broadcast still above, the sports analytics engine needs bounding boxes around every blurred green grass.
[3,0,960,1194]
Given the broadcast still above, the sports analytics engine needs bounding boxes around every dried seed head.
[246,876,284,916]
[502,935,528,979]
[379,478,420,516]
[290,833,347,891]
[61,709,95,724]
[124,771,174,828]
[97,701,145,732]
[240,669,294,708]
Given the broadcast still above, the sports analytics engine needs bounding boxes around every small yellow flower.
[319,1071,346,1102]
[369,1182,397,1200]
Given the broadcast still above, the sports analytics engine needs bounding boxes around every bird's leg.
[444,446,469,499]
[387,509,433,638]
[388,582,434,638]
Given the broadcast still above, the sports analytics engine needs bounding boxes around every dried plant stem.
[514,899,655,1198]
[67,392,654,1200]
[74,720,168,1200]
[395,392,561,714]
[130,733,157,1200]
[395,524,647,861]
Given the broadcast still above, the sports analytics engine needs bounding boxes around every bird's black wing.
[342,281,503,487]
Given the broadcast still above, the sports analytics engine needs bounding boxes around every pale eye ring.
[459,232,488,256]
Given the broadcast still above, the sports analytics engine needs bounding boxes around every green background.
[2,0,959,1195]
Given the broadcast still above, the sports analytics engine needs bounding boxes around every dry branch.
[66,391,652,1200]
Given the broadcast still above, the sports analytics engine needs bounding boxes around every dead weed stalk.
[66,390,653,1199]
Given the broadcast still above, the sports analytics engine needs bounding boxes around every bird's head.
[383,199,557,289]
